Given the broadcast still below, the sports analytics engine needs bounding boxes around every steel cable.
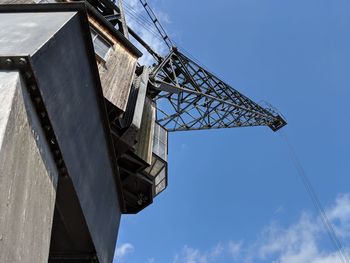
[280,130,349,263]
[122,2,168,45]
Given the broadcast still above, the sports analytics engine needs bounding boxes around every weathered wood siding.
[0,72,58,263]
[89,16,138,114]
[134,97,156,166]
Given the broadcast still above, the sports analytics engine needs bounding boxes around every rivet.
[5,58,12,65]
[18,58,27,65]
[30,85,37,91]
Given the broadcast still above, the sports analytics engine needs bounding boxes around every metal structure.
[138,0,174,49]
[110,0,286,133]
[149,48,286,132]
[0,1,287,262]
[134,0,286,133]
[81,0,286,213]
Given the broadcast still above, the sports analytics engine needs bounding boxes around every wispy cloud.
[171,194,350,263]
[245,194,350,263]
[172,243,226,263]
[123,0,170,65]
[228,241,243,260]
[274,205,285,215]
[114,243,135,262]
[210,243,224,258]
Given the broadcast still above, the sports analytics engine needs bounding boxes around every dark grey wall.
[31,13,122,263]
[0,7,124,262]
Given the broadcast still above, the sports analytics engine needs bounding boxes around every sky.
[114,0,350,262]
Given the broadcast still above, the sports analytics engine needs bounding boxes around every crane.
[148,48,286,132]
[134,0,286,132]
[84,0,287,213]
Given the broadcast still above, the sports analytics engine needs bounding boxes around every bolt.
[30,85,37,91]
[18,58,27,65]
[5,58,12,65]
[137,193,145,205]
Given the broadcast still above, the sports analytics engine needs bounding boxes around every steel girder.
[149,49,286,132]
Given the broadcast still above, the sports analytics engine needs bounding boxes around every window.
[143,123,168,197]
[90,28,112,61]
[153,122,168,161]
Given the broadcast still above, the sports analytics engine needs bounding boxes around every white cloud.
[326,194,350,239]
[114,243,135,262]
[182,246,208,263]
[171,194,350,263]
[210,243,224,258]
[245,193,350,263]
[255,215,319,263]
[228,241,242,260]
[173,243,225,263]
[274,205,285,215]
[123,0,170,65]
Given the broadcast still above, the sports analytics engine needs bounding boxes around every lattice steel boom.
[148,48,286,132]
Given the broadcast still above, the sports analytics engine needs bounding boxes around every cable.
[124,9,162,39]
[124,0,217,72]
[138,0,174,49]
[123,4,158,33]
[122,1,169,46]
[123,1,155,28]
[124,4,154,29]
[124,0,239,79]
[280,131,349,263]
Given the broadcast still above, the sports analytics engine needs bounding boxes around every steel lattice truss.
[149,49,286,132]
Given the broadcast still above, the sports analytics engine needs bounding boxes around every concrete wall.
[0,71,58,263]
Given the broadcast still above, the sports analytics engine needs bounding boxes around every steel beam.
[149,49,287,132]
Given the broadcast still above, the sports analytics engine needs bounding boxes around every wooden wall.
[134,97,156,166]
[1,0,139,116]
[89,16,138,115]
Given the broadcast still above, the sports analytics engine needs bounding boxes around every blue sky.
[115,0,350,262]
